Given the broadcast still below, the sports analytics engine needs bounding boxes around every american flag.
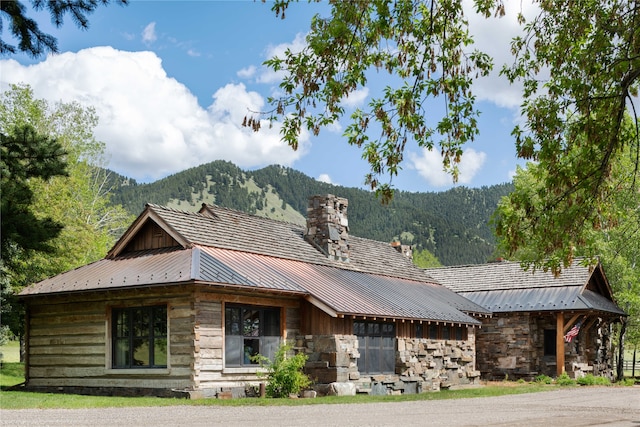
[564,320,582,343]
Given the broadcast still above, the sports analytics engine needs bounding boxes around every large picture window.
[112,305,167,369]
[354,320,396,374]
[224,305,280,367]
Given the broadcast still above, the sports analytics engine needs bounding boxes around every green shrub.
[576,374,610,386]
[252,343,311,398]
[534,374,553,384]
[616,378,636,386]
[555,372,576,386]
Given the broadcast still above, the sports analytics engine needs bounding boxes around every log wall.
[25,287,195,394]
[191,287,301,397]
[25,285,303,397]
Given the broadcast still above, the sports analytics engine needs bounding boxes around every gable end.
[121,220,181,253]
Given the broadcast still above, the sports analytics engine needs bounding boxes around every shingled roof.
[21,201,490,325]
[425,260,626,316]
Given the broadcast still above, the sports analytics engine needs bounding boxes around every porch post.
[556,312,565,377]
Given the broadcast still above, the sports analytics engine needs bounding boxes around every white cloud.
[186,49,200,57]
[142,22,157,45]
[237,65,256,79]
[256,33,307,84]
[317,174,334,184]
[409,147,487,187]
[0,47,308,182]
[341,87,369,109]
[465,1,542,110]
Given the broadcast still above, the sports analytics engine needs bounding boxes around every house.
[425,260,626,380]
[19,195,490,398]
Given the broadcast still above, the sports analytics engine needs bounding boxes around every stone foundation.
[297,333,479,395]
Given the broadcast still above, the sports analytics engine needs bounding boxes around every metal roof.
[23,199,500,325]
[20,247,195,296]
[425,260,626,316]
[198,246,484,323]
[21,243,487,325]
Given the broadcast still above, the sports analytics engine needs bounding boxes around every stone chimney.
[305,194,350,262]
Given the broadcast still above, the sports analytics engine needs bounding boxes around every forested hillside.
[108,161,513,266]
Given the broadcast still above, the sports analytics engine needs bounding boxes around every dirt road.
[2,386,639,426]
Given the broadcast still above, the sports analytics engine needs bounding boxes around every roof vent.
[305,194,350,262]
[391,241,413,259]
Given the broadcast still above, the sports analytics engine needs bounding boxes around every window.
[544,329,556,356]
[354,320,396,374]
[429,324,439,339]
[224,305,280,367]
[112,305,167,369]
[441,325,451,340]
[416,323,467,341]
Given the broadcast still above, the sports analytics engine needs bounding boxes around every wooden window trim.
[223,303,282,368]
[110,305,168,369]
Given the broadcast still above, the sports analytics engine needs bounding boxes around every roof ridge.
[201,203,306,228]
[425,257,589,271]
[146,203,212,219]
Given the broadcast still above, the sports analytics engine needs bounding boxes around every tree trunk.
[616,317,627,381]
[19,334,25,363]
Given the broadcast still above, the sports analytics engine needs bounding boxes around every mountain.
[108,160,513,266]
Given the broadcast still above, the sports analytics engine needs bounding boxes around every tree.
[0,84,133,339]
[247,0,497,203]
[412,248,442,268]
[0,0,128,58]
[500,0,640,272]
[246,0,639,271]
[0,123,68,346]
[493,128,640,378]
[1,124,68,260]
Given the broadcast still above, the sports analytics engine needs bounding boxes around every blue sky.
[0,1,535,192]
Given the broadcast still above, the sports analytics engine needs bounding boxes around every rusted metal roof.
[198,246,484,324]
[21,243,486,325]
[21,202,492,325]
[425,260,626,316]
[21,247,194,296]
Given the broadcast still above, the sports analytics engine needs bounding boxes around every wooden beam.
[305,296,338,318]
[563,314,581,334]
[556,312,565,377]
[581,316,598,334]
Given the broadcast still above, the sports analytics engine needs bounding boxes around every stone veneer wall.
[475,313,536,379]
[476,313,615,380]
[296,331,480,395]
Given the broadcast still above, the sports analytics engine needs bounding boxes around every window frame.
[354,320,396,375]
[224,304,281,368]
[415,323,468,341]
[111,305,168,369]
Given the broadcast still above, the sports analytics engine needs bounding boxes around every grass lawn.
[0,359,554,410]
[624,348,639,378]
[0,382,555,410]
[0,340,20,363]
[1,340,635,409]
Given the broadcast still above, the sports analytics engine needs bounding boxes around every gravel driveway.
[2,387,639,427]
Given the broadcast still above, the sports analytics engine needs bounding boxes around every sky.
[0,1,537,193]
